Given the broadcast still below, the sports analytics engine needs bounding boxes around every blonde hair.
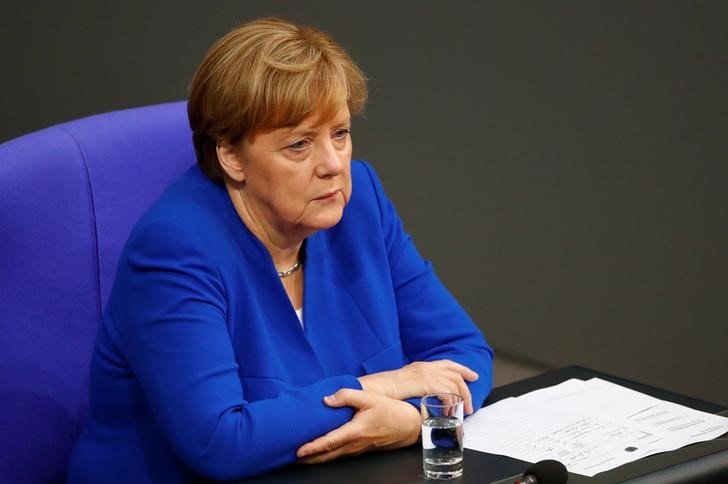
[188,17,368,181]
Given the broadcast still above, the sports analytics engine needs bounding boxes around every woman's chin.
[305,206,345,232]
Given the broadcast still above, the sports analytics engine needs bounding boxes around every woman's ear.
[216,140,246,182]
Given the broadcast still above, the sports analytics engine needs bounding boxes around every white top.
[295,307,303,327]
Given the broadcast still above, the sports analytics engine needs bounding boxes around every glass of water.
[421,393,464,480]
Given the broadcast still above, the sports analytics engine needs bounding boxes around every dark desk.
[237,366,728,483]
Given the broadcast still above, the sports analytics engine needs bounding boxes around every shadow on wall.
[492,351,552,388]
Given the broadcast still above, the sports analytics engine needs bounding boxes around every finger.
[432,372,472,415]
[437,359,479,382]
[296,421,360,458]
[463,369,479,382]
[322,388,374,410]
[452,374,473,414]
[436,392,462,411]
[436,392,458,406]
[433,369,467,395]
[435,367,473,414]
[298,440,368,464]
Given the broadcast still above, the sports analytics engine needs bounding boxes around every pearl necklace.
[277,260,302,278]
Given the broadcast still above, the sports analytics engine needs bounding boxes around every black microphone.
[514,459,568,484]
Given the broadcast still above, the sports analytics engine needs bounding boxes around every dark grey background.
[2,1,726,404]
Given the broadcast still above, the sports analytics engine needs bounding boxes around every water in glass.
[422,415,463,479]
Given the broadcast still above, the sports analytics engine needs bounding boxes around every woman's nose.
[315,141,345,177]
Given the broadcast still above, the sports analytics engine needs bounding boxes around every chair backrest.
[0,102,194,483]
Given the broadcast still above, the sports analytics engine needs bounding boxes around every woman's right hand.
[357,359,479,414]
[296,389,421,464]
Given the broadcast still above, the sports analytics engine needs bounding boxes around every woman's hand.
[296,389,420,464]
[358,360,479,414]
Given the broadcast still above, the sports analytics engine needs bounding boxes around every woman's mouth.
[314,190,340,202]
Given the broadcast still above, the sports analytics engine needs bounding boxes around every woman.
[68,17,493,482]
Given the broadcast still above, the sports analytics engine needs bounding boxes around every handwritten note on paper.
[463,378,728,477]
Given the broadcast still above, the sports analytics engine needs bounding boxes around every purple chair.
[0,102,194,483]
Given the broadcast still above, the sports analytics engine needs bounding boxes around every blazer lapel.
[303,232,382,376]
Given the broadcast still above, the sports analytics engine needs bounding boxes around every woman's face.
[231,105,353,241]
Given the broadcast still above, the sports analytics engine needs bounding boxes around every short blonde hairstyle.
[188,17,368,181]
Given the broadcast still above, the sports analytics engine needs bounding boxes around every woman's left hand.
[296,389,420,464]
[358,359,479,414]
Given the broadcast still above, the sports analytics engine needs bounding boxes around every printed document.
[464,378,728,477]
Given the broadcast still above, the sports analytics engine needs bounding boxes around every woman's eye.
[288,139,310,151]
[334,129,351,139]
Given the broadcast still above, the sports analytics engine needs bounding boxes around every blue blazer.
[68,161,493,482]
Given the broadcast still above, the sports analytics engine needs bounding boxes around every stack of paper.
[464,378,728,477]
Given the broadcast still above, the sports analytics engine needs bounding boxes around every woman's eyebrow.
[286,127,318,138]
[281,113,351,138]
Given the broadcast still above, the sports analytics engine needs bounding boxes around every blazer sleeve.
[358,161,494,410]
[110,219,361,481]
